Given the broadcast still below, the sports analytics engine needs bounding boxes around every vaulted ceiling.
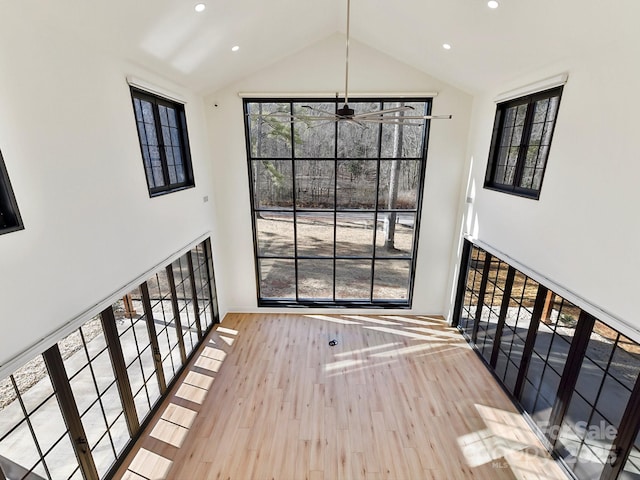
[14,0,640,95]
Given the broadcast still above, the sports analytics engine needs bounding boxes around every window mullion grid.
[408,104,431,305]
[100,306,140,437]
[486,109,505,186]
[177,107,192,186]
[470,251,492,344]
[332,163,337,302]
[79,328,120,459]
[489,265,516,368]
[513,98,535,190]
[245,101,263,302]
[532,95,553,174]
[601,366,640,478]
[166,265,187,365]
[43,345,100,480]
[186,251,204,339]
[571,331,621,465]
[9,375,53,479]
[368,103,385,303]
[152,101,171,189]
[547,311,596,445]
[512,285,546,400]
[139,281,168,394]
[289,101,300,302]
[502,104,523,188]
[204,238,219,324]
[333,103,341,302]
[452,239,472,328]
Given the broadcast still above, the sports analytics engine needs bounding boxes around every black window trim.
[243,96,432,309]
[130,87,195,197]
[484,86,563,200]
[0,148,24,235]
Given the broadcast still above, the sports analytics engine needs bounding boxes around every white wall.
[458,40,640,336]
[0,12,217,367]
[206,34,472,316]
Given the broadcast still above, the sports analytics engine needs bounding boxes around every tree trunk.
[385,104,404,250]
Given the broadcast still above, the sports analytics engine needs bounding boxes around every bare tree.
[384,104,404,250]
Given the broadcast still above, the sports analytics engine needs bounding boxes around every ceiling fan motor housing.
[337,104,355,118]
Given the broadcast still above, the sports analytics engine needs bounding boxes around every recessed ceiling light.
[195,3,206,12]
[487,1,499,8]
[442,43,452,50]
[231,45,240,52]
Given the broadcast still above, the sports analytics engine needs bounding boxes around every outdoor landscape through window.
[244,98,432,307]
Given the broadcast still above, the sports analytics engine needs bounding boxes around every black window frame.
[484,86,563,200]
[0,237,219,480]
[453,240,640,480]
[243,96,432,309]
[130,88,195,197]
[0,148,24,235]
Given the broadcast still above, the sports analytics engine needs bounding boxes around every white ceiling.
[17,0,640,95]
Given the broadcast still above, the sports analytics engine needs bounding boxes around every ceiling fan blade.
[401,114,453,120]
[300,105,340,118]
[358,118,425,125]
[354,105,416,118]
[359,114,453,121]
[248,113,339,122]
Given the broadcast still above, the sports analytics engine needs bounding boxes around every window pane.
[375,213,415,257]
[295,160,335,208]
[252,160,293,209]
[335,260,372,300]
[380,102,426,158]
[247,102,292,158]
[256,211,294,256]
[373,260,410,300]
[296,212,334,257]
[335,213,374,257]
[337,102,380,158]
[378,160,420,210]
[259,259,295,298]
[298,259,333,299]
[336,160,377,209]
[293,102,336,158]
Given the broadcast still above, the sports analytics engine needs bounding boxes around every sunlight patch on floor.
[458,404,561,479]
[324,358,365,372]
[369,342,447,358]
[333,342,402,358]
[363,325,435,341]
[380,315,441,326]
[217,327,238,336]
[341,315,402,326]
[305,314,361,325]
[123,448,173,480]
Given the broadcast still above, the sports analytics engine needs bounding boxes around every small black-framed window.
[484,86,563,199]
[0,149,23,235]
[130,88,195,196]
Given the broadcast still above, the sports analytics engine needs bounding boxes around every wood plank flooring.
[113,313,567,480]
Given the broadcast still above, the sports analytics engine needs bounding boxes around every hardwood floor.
[113,313,566,480]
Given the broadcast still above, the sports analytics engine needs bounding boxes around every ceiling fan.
[249,0,452,126]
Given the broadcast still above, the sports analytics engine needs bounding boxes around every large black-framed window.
[0,148,23,235]
[0,237,219,480]
[454,239,640,479]
[484,86,562,199]
[130,88,194,196]
[243,97,432,308]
